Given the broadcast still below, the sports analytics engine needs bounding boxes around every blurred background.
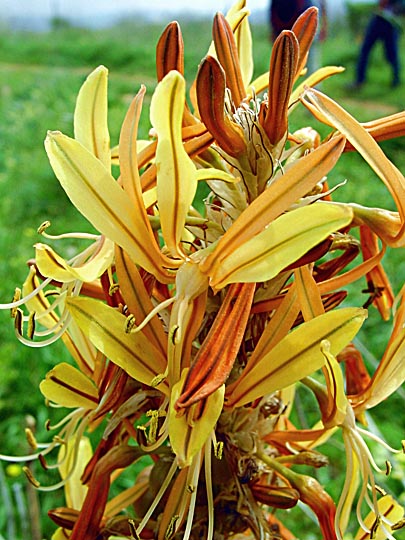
[0,1,404,539]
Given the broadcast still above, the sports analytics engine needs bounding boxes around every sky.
[2,0,349,21]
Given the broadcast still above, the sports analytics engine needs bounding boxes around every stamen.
[23,466,41,487]
[385,460,392,476]
[214,441,224,460]
[125,314,136,333]
[10,288,21,318]
[146,410,166,444]
[136,459,178,536]
[128,519,141,540]
[165,515,180,539]
[128,297,175,334]
[182,452,201,540]
[27,311,36,339]
[204,440,215,540]
[25,428,38,450]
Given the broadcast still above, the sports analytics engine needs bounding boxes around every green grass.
[0,15,404,539]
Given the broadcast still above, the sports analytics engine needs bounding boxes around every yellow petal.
[209,202,353,289]
[66,297,169,394]
[39,362,99,409]
[74,65,110,170]
[354,495,404,540]
[169,368,224,468]
[150,71,197,258]
[35,239,114,283]
[58,435,92,510]
[303,88,405,246]
[45,131,176,281]
[227,307,367,408]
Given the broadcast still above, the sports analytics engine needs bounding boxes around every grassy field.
[0,13,404,539]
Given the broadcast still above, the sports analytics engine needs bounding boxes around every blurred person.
[351,0,403,89]
[269,0,327,73]
[269,0,327,40]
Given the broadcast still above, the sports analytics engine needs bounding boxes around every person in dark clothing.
[352,0,402,88]
[269,0,314,40]
[269,1,327,74]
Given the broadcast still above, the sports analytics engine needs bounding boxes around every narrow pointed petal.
[209,203,353,289]
[59,436,93,510]
[119,85,152,232]
[233,7,253,88]
[295,264,325,321]
[150,71,197,258]
[74,65,110,170]
[354,495,404,540]
[196,56,247,157]
[156,21,184,81]
[39,362,99,409]
[262,31,299,146]
[344,111,405,151]
[115,246,167,357]
[201,135,346,276]
[169,369,224,468]
[35,239,114,283]
[226,307,367,408]
[213,12,246,106]
[302,88,405,246]
[360,225,393,320]
[175,282,255,409]
[291,6,318,77]
[45,131,176,281]
[66,297,169,393]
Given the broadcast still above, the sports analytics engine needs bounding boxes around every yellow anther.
[14,308,23,334]
[370,515,381,539]
[109,283,120,296]
[392,518,405,531]
[25,428,38,450]
[37,221,51,234]
[22,466,41,488]
[165,515,180,539]
[11,288,21,318]
[146,410,166,444]
[125,314,137,334]
[151,368,168,388]
[128,518,141,540]
[27,312,36,340]
[169,325,180,345]
[214,441,224,460]
[385,460,392,476]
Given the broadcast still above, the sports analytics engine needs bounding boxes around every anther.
[125,314,136,334]
[11,288,21,318]
[109,283,120,296]
[128,518,141,540]
[25,428,38,450]
[385,460,392,476]
[23,466,41,488]
[370,515,381,539]
[392,518,405,531]
[214,441,224,460]
[37,221,51,234]
[165,515,180,539]
[27,312,36,340]
[146,410,166,444]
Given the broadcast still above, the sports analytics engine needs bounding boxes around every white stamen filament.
[182,451,201,540]
[205,437,215,540]
[136,458,178,536]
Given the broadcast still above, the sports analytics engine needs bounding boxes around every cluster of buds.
[2,2,405,540]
